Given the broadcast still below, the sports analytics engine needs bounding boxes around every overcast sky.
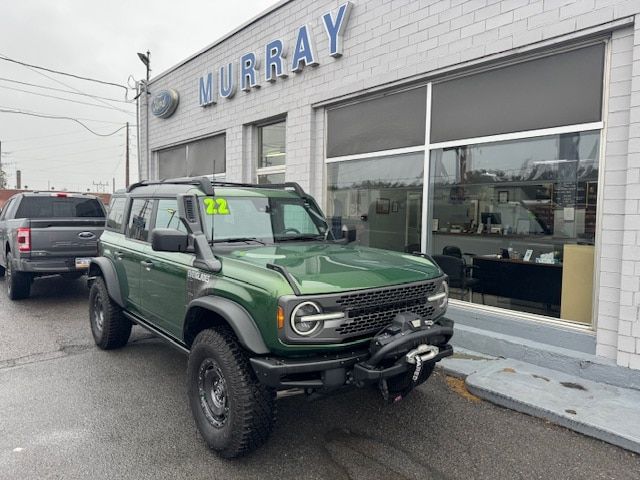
[0,0,279,192]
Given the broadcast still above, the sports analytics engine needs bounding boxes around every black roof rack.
[126,177,306,198]
[210,181,306,197]
[126,177,215,195]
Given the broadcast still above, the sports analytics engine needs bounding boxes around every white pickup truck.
[0,192,106,299]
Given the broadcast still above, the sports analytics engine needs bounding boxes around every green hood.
[225,243,442,295]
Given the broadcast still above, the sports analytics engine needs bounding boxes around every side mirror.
[341,225,356,243]
[151,228,190,253]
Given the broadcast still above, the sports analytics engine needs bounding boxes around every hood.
[224,243,442,295]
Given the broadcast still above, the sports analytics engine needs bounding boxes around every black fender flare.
[88,257,125,307]
[185,296,270,355]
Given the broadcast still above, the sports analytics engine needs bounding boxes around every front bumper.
[250,317,454,390]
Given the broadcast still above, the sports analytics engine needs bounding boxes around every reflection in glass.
[326,152,424,252]
[259,122,286,168]
[429,131,600,322]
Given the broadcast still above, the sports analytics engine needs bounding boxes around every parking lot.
[0,275,638,480]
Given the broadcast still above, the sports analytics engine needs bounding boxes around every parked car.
[0,191,106,299]
[87,177,453,457]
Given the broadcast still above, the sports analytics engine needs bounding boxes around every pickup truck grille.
[334,281,438,336]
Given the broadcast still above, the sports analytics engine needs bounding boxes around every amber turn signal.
[277,306,285,329]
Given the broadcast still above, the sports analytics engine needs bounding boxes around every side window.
[154,199,186,232]
[127,199,154,242]
[106,197,126,232]
[0,198,14,220]
[282,203,319,235]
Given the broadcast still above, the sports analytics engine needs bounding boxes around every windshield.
[200,196,329,244]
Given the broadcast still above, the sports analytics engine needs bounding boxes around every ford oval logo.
[78,231,96,240]
[151,88,180,119]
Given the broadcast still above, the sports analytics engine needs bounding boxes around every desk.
[472,256,563,307]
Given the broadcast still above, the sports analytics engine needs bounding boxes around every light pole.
[137,51,151,182]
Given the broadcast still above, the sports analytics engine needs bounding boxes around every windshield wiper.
[212,237,266,245]
[275,234,324,242]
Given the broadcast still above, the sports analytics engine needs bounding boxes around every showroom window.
[325,41,605,325]
[157,133,226,180]
[426,42,605,324]
[326,87,427,252]
[257,120,286,184]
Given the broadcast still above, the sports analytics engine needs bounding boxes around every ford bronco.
[87,177,453,457]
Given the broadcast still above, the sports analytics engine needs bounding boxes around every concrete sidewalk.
[439,349,640,454]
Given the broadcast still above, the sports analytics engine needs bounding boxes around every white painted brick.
[617,350,631,367]
[629,354,640,370]
[513,1,544,20]
[596,343,618,359]
[618,335,636,352]
[486,10,514,30]
[576,7,615,29]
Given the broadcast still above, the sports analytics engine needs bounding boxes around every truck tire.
[0,264,4,278]
[5,252,31,300]
[187,327,276,458]
[89,276,131,349]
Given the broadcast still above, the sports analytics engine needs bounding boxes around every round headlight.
[441,280,449,308]
[291,301,322,336]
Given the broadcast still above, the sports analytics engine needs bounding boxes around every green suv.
[88,177,453,457]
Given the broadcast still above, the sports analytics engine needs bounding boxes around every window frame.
[323,37,609,329]
[105,196,127,233]
[154,132,227,180]
[256,118,286,184]
[125,197,157,244]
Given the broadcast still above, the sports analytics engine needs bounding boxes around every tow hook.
[406,344,439,382]
[406,344,439,364]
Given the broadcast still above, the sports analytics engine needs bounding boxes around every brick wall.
[140,0,640,368]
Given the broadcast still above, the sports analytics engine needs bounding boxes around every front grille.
[334,281,439,336]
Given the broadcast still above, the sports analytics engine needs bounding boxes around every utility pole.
[125,121,130,187]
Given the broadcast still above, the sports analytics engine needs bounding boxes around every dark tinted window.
[15,196,105,219]
[106,197,127,232]
[327,87,427,157]
[127,199,154,242]
[431,43,605,143]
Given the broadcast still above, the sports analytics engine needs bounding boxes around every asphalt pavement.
[0,275,638,480]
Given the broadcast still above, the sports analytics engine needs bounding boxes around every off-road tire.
[5,252,31,300]
[89,277,131,349]
[187,328,276,458]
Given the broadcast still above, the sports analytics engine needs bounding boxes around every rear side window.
[15,196,106,219]
[106,197,127,232]
[127,199,154,242]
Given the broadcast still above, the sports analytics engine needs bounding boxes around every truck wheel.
[187,328,276,458]
[5,253,31,300]
[0,264,4,278]
[89,277,131,349]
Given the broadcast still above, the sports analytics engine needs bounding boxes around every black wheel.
[89,277,131,349]
[187,328,276,458]
[5,252,31,300]
[0,264,5,278]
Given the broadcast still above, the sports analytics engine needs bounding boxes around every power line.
[0,54,129,95]
[8,136,122,153]
[0,84,135,115]
[0,77,131,103]
[0,106,127,125]
[0,107,127,136]
[0,50,135,114]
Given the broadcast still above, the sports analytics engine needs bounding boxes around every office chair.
[432,254,482,302]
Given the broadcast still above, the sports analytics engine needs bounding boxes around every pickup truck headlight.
[291,302,323,336]
[428,280,448,309]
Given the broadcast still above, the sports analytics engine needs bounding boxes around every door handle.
[140,260,154,270]
[114,251,124,260]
